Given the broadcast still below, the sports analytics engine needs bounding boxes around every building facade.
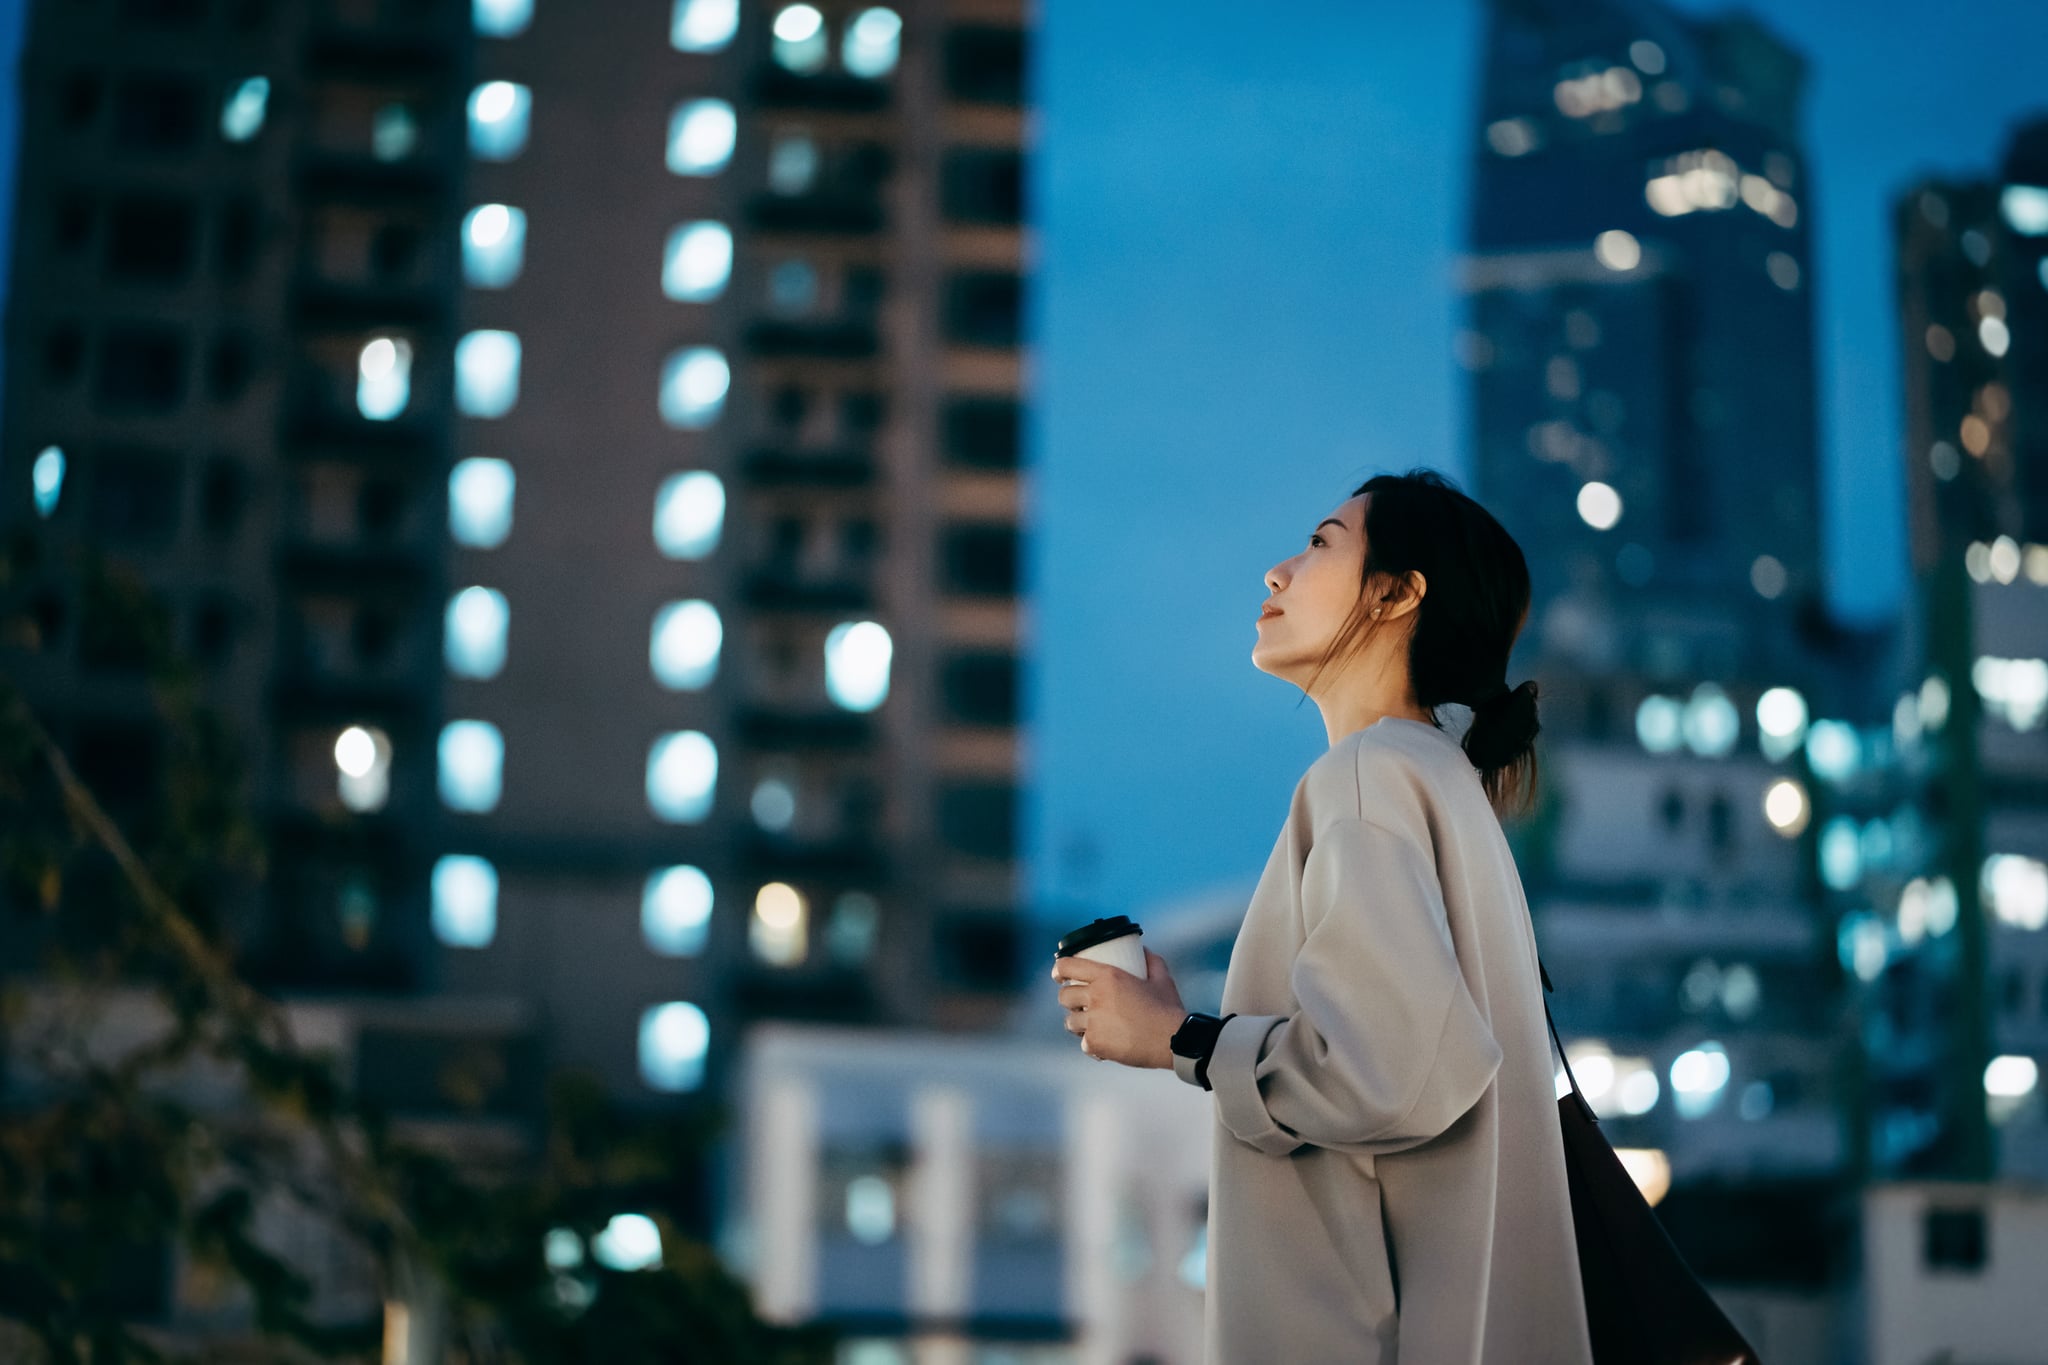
[2,0,1036,1132]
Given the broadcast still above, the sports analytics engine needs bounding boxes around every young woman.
[1051,468,1593,1363]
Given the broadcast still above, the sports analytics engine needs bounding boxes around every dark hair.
[1298,467,1542,816]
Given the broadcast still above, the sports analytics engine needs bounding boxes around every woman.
[1051,468,1593,1364]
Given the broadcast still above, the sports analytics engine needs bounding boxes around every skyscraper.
[1464,0,1821,695]
[1,0,1034,1138]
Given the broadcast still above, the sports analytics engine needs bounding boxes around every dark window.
[60,72,102,129]
[933,908,1020,992]
[192,595,235,664]
[1658,788,1684,830]
[941,148,1024,224]
[352,608,396,665]
[77,578,172,673]
[939,651,1018,726]
[112,74,203,154]
[2001,967,2026,1015]
[942,396,1021,468]
[770,515,805,562]
[944,270,1022,347]
[370,222,420,279]
[843,265,885,316]
[1706,792,1733,851]
[841,390,885,435]
[771,384,808,430]
[207,333,254,401]
[939,522,1020,597]
[357,479,403,539]
[936,780,1016,859]
[199,457,248,538]
[45,325,86,385]
[1585,685,1613,740]
[105,193,197,282]
[90,448,183,548]
[839,517,878,563]
[95,326,187,412]
[30,591,68,651]
[1922,1207,1986,1272]
[943,27,1026,105]
[55,191,94,250]
[218,196,259,280]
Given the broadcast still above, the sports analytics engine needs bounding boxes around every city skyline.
[1031,0,2048,928]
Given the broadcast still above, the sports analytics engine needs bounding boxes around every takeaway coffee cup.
[1055,914,1148,983]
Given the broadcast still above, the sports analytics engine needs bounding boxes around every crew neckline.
[1358,713,1460,747]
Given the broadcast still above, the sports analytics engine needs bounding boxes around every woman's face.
[1252,493,1371,684]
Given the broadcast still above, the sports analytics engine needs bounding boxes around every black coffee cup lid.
[1056,915,1142,958]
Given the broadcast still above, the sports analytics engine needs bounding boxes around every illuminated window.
[639,1001,710,1091]
[643,865,714,956]
[593,1215,662,1272]
[768,259,818,313]
[467,81,532,160]
[826,891,880,964]
[449,457,515,548]
[456,330,521,418]
[1635,695,1681,754]
[432,854,498,947]
[666,98,735,175]
[768,133,819,194]
[2002,185,2048,237]
[653,471,725,558]
[659,346,729,428]
[373,104,418,160]
[219,76,269,142]
[771,5,828,72]
[1593,230,1640,271]
[1682,683,1739,758]
[445,586,510,679]
[335,724,392,812]
[1575,481,1621,530]
[31,446,65,518]
[825,620,893,711]
[663,222,733,302]
[671,0,738,51]
[357,336,413,421]
[751,881,807,964]
[439,720,504,812]
[474,0,532,38]
[463,204,527,288]
[1486,118,1537,157]
[751,775,796,831]
[1765,252,1800,291]
[650,599,722,689]
[647,730,717,823]
[842,8,902,77]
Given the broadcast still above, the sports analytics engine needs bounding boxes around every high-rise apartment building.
[1,0,1034,1132]
[1891,118,2048,1182]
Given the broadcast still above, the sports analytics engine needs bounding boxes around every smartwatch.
[1169,1011,1236,1091]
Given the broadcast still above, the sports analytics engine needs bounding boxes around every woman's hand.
[1050,948,1188,1069]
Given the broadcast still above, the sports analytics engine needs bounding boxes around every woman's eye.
[1309,535,1325,548]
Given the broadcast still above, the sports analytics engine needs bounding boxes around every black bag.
[1540,958,1764,1365]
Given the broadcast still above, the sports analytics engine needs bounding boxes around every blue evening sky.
[1025,0,2048,931]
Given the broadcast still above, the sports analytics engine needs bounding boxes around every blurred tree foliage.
[0,540,836,1365]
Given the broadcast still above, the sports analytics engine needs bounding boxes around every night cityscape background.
[0,1,2043,1363]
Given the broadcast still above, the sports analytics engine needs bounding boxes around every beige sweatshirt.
[1185,714,1594,1364]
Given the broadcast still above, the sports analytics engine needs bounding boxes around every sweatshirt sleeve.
[1201,815,1503,1158]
